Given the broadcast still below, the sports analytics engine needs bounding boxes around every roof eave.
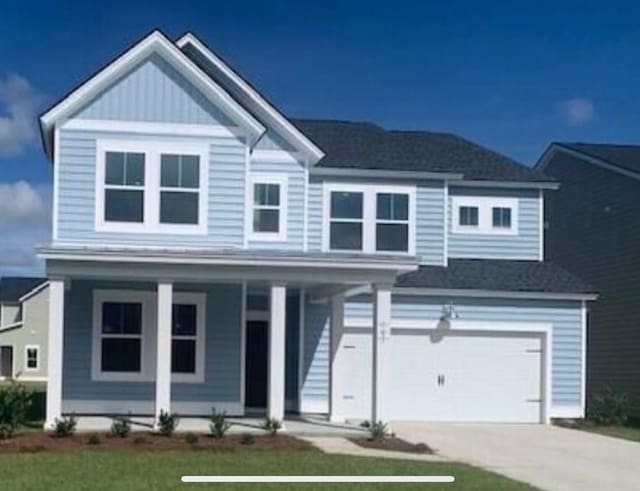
[393,286,598,301]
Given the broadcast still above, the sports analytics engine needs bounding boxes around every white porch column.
[45,278,65,429]
[155,281,173,425]
[268,282,286,421]
[329,293,345,422]
[372,283,392,423]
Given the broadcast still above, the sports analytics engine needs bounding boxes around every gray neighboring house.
[0,277,49,382]
[537,143,640,416]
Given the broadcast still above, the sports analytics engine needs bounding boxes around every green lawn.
[0,450,538,491]
[580,424,640,443]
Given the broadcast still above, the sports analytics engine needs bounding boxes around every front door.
[245,321,268,408]
[0,346,13,378]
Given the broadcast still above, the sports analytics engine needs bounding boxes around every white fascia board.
[310,167,463,181]
[40,30,265,159]
[176,33,325,165]
[0,321,24,332]
[452,179,560,190]
[18,281,49,303]
[393,287,598,301]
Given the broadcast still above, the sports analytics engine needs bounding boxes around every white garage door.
[338,329,544,423]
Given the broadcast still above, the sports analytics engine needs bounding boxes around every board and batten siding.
[248,158,305,250]
[300,294,583,414]
[72,54,233,125]
[62,280,242,412]
[448,187,541,260]
[57,128,246,248]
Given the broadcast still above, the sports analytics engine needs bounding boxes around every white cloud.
[0,74,44,157]
[558,97,595,127]
[0,180,49,228]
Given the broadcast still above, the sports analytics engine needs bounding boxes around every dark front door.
[245,321,268,408]
[0,346,13,378]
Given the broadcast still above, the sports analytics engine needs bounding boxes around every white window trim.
[322,182,416,255]
[24,345,39,372]
[91,289,207,383]
[451,196,519,235]
[247,174,288,242]
[95,139,209,235]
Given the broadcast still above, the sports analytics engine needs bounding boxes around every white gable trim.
[40,30,265,159]
[177,32,325,165]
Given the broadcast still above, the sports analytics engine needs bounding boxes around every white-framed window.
[91,290,206,383]
[451,196,519,235]
[24,345,39,371]
[322,183,416,254]
[248,174,288,241]
[95,139,208,234]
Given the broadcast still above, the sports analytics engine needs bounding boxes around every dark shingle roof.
[396,259,594,294]
[293,119,553,182]
[559,143,640,175]
[0,277,47,302]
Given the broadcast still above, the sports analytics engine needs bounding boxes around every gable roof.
[177,33,324,165]
[0,277,47,303]
[294,119,554,183]
[40,30,265,160]
[396,259,595,297]
[553,143,640,176]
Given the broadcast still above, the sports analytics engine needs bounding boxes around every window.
[248,175,287,241]
[376,193,409,252]
[104,151,145,223]
[451,196,519,235]
[324,184,415,254]
[100,302,143,373]
[330,191,364,250]
[459,206,479,227]
[160,154,200,224]
[171,304,197,374]
[96,140,208,234]
[492,207,512,229]
[24,345,39,371]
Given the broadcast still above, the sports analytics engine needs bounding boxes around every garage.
[338,324,547,423]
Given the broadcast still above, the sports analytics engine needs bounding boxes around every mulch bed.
[0,431,315,453]
[349,437,433,454]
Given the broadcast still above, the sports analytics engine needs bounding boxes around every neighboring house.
[0,277,49,382]
[537,143,640,416]
[37,30,595,429]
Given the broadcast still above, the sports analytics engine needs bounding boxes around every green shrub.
[0,382,32,439]
[110,415,131,438]
[589,387,629,426]
[156,410,179,436]
[262,417,282,436]
[185,432,199,444]
[240,432,255,445]
[209,407,231,439]
[54,414,77,437]
[87,434,101,445]
[368,421,389,441]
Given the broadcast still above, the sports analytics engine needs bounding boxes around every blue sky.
[1,1,639,275]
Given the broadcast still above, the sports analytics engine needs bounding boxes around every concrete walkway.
[394,422,640,491]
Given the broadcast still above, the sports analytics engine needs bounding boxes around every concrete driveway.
[393,422,640,491]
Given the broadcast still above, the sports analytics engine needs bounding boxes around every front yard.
[576,424,640,443]
[0,449,538,491]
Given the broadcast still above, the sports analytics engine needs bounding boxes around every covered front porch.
[40,246,416,429]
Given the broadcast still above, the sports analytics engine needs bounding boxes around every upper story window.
[96,140,208,235]
[248,175,288,241]
[323,184,415,254]
[451,196,518,235]
[24,345,39,371]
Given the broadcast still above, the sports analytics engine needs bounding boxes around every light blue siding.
[73,54,233,125]
[416,181,446,265]
[248,158,305,250]
[57,128,246,248]
[255,131,296,152]
[448,187,541,260]
[307,178,323,251]
[62,280,242,408]
[301,294,583,412]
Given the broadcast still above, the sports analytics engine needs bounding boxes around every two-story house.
[37,30,594,429]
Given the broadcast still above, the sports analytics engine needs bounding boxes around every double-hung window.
[324,185,415,254]
[24,345,39,371]
[100,301,143,374]
[171,293,205,383]
[160,154,200,225]
[104,151,145,223]
[249,175,287,241]
[376,193,409,252]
